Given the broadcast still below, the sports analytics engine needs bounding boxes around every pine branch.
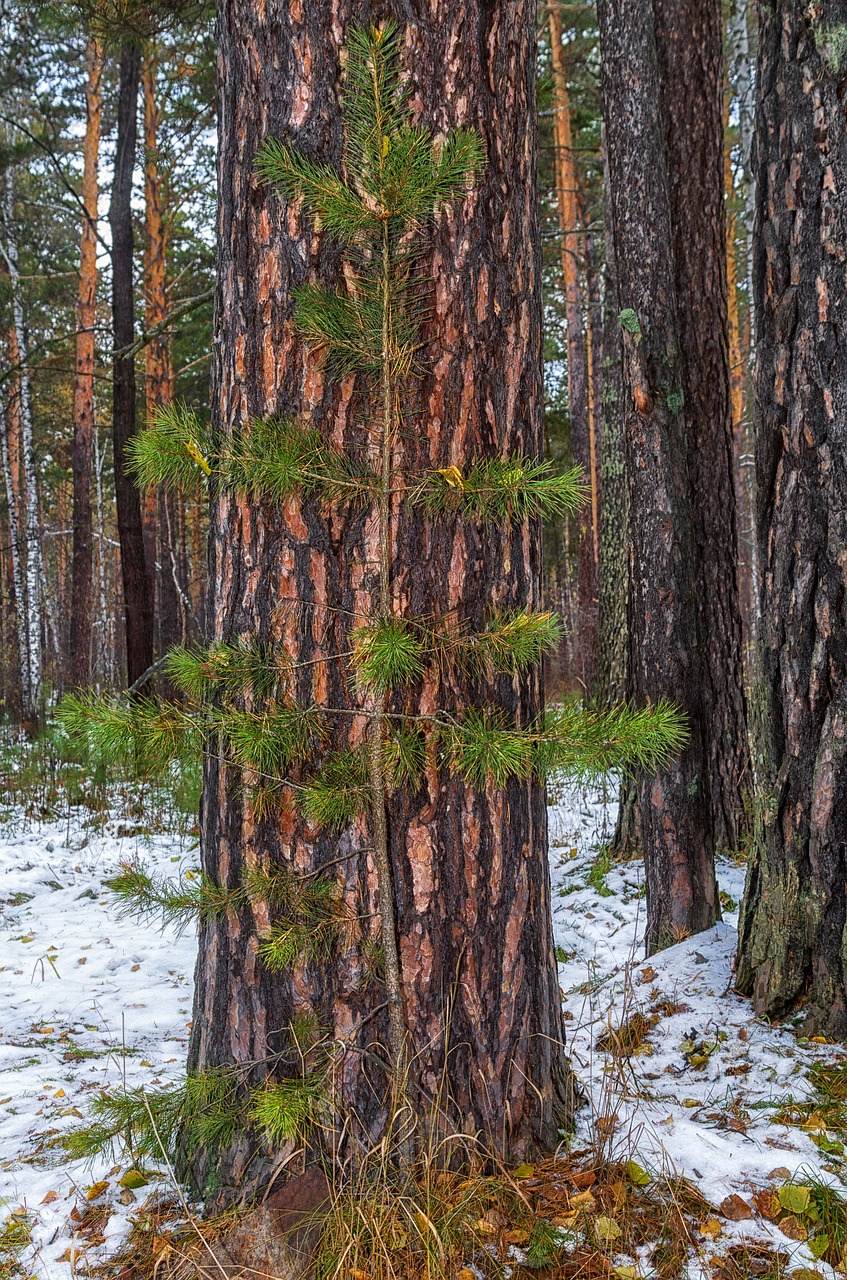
[222,705,328,774]
[410,455,587,524]
[219,415,377,503]
[300,749,370,830]
[352,618,425,693]
[126,403,212,492]
[105,859,234,928]
[454,608,564,676]
[58,693,204,773]
[255,137,379,242]
[248,1075,328,1145]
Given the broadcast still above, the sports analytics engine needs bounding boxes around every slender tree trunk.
[737,0,847,1035]
[110,42,153,688]
[142,48,182,660]
[548,4,596,691]
[597,130,627,710]
[2,170,43,726]
[652,0,750,854]
[187,0,572,1202]
[597,0,718,952]
[0,384,26,712]
[70,38,102,690]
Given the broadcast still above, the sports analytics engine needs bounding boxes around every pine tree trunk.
[142,49,182,659]
[597,0,718,952]
[187,0,572,1203]
[0,383,26,713]
[2,170,43,727]
[652,0,750,856]
[548,5,596,691]
[110,42,153,689]
[736,0,847,1034]
[597,133,627,709]
[70,39,102,690]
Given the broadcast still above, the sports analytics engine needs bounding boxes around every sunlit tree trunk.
[737,0,847,1035]
[70,38,102,690]
[187,0,572,1202]
[548,4,596,690]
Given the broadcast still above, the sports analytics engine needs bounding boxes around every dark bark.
[186,0,572,1204]
[736,0,847,1034]
[110,42,153,689]
[597,0,718,952]
[653,0,751,855]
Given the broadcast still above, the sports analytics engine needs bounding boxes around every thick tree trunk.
[652,0,750,856]
[70,39,102,690]
[736,0,847,1034]
[597,0,718,952]
[548,5,596,691]
[0,383,26,712]
[110,42,153,689]
[187,0,572,1202]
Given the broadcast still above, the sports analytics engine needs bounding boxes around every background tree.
[596,0,718,951]
[737,0,847,1034]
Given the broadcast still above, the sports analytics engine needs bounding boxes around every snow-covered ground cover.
[0,781,845,1277]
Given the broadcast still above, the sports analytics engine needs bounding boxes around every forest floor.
[1,773,846,1279]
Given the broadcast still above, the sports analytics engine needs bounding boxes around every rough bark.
[187,0,571,1202]
[2,170,43,726]
[142,49,183,658]
[652,0,750,856]
[110,42,153,688]
[0,382,26,712]
[70,39,102,690]
[597,0,718,952]
[736,0,847,1034]
[548,5,596,691]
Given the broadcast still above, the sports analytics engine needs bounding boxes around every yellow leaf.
[778,1184,811,1216]
[437,465,465,490]
[700,1219,722,1240]
[511,1163,534,1179]
[505,1228,530,1244]
[811,1035,830,1044]
[625,1160,650,1186]
[594,1216,622,1246]
[53,1089,65,1099]
[86,1181,109,1201]
[572,1191,597,1212]
[682,1098,702,1108]
[41,1191,58,1204]
[615,1267,638,1280]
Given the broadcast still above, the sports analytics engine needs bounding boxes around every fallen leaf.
[572,1191,598,1212]
[53,1088,65,1099]
[41,1190,58,1204]
[119,1169,148,1190]
[778,1214,808,1242]
[119,1189,136,1206]
[615,1267,638,1280]
[721,1195,754,1221]
[625,1160,650,1187]
[457,1271,476,1280]
[505,1229,530,1244]
[131,964,141,972]
[683,1098,702,1109]
[86,1181,109,1201]
[594,1216,622,1247]
[700,1219,723,1239]
[511,1163,534,1180]
[639,967,658,985]
[572,1170,597,1190]
[777,1184,811,1216]
[753,1190,782,1221]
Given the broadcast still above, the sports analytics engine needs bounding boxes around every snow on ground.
[0,807,196,1276]
[1,782,845,1277]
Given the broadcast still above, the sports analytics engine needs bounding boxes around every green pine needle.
[462,608,564,675]
[248,1075,328,1145]
[165,639,287,703]
[352,618,425,693]
[445,710,534,787]
[411,456,587,524]
[219,416,376,504]
[381,724,427,787]
[105,859,233,928]
[222,706,328,776]
[126,402,212,492]
[255,137,379,242]
[535,700,689,782]
[300,750,370,830]
[57,693,203,775]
